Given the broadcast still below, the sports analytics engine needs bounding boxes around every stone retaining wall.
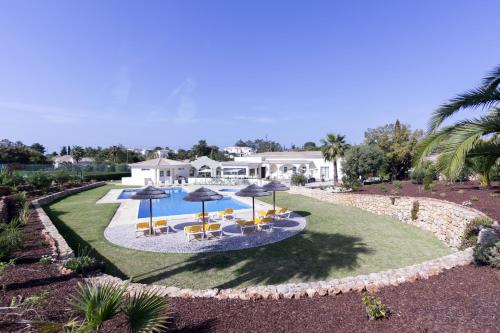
[289,187,488,248]
[32,181,106,260]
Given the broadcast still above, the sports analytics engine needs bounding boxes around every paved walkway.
[100,186,307,253]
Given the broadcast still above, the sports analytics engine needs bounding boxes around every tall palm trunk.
[333,160,338,184]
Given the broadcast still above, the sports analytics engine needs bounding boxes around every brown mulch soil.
[0,210,83,332]
[169,265,500,333]
[0,186,499,332]
[353,181,500,222]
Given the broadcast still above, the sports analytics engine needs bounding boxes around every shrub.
[423,174,433,190]
[341,177,361,191]
[470,196,480,202]
[26,171,52,190]
[0,259,15,274]
[460,217,493,249]
[392,180,402,190]
[411,161,436,184]
[39,255,55,265]
[72,282,170,332]
[0,168,25,187]
[291,173,307,186]
[362,294,388,320]
[411,200,419,221]
[11,290,49,309]
[51,171,73,185]
[65,255,100,274]
[473,241,500,268]
[0,221,23,261]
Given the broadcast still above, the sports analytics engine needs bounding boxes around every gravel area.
[104,213,307,253]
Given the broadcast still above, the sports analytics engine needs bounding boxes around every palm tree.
[415,65,500,186]
[320,133,350,184]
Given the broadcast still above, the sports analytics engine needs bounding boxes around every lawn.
[44,184,453,290]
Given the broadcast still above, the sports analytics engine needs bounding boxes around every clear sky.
[1,0,499,153]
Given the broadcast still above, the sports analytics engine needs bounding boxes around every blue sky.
[1,0,499,153]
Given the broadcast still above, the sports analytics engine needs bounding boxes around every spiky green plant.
[122,289,170,333]
[72,282,125,332]
[415,65,500,184]
[320,133,350,184]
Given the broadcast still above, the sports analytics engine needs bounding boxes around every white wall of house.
[122,166,190,186]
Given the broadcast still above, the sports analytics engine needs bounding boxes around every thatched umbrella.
[263,180,289,211]
[183,187,223,238]
[235,184,271,222]
[131,186,169,235]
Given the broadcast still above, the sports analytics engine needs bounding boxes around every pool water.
[219,188,239,192]
[118,188,250,218]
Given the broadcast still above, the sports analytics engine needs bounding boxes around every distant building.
[122,158,191,186]
[54,155,95,168]
[223,146,255,157]
[155,149,171,159]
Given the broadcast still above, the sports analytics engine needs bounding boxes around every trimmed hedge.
[82,172,130,181]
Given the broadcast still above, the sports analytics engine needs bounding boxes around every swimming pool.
[218,188,239,192]
[118,188,250,218]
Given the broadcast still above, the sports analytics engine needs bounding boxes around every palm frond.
[122,289,170,333]
[428,87,500,133]
[481,64,500,90]
[72,282,126,331]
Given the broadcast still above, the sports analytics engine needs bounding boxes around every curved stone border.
[32,181,106,260]
[86,248,472,300]
[288,186,490,248]
[39,185,480,300]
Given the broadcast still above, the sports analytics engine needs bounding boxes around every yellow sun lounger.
[195,212,210,222]
[135,222,151,237]
[255,217,273,231]
[258,209,276,219]
[275,208,291,219]
[236,220,256,234]
[153,219,169,234]
[184,225,204,241]
[204,223,223,239]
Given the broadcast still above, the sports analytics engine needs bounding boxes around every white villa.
[121,158,191,186]
[223,146,255,157]
[122,151,342,185]
[54,155,95,168]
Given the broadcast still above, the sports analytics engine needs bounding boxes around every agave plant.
[72,282,125,332]
[415,65,500,185]
[122,289,170,333]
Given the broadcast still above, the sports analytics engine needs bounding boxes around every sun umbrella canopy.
[131,186,169,236]
[262,180,289,192]
[131,186,170,200]
[183,187,223,202]
[235,184,272,197]
[262,180,289,211]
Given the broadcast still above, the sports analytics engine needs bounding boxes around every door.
[261,166,266,178]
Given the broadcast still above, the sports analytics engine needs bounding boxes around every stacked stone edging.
[289,186,488,248]
[32,181,106,260]
[86,248,472,300]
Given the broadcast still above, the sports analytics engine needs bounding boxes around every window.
[292,166,297,173]
[283,166,288,173]
[320,166,329,178]
[167,170,171,177]
[159,171,164,177]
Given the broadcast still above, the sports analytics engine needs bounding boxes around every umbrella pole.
[202,201,206,239]
[252,197,255,222]
[149,199,153,236]
[273,191,276,211]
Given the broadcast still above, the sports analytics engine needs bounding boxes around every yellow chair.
[184,225,204,241]
[135,222,151,237]
[204,223,223,239]
[258,209,276,219]
[255,217,273,231]
[153,219,169,234]
[195,212,209,222]
[276,208,291,219]
[222,208,234,221]
[236,220,256,234]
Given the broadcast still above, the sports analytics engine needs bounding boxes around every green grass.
[44,185,453,289]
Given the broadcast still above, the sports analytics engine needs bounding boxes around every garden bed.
[354,181,500,221]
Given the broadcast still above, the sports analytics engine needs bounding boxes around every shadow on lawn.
[43,206,128,280]
[135,230,372,289]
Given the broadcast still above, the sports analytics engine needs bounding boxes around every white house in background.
[122,158,191,186]
[54,155,95,168]
[223,146,255,157]
[190,151,342,181]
